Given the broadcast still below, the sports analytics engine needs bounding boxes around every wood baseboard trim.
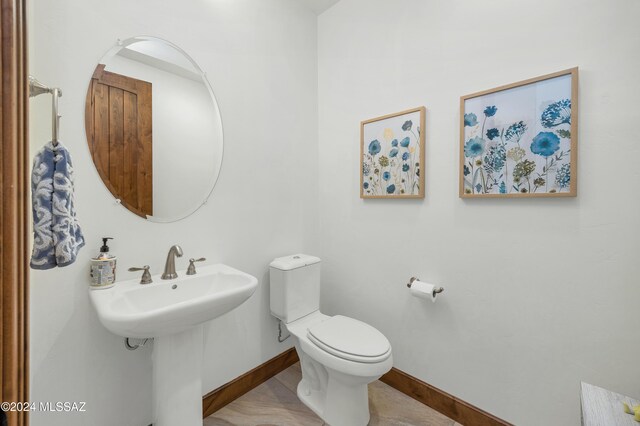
[202,349,510,425]
[202,347,300,418]
[380,367,513,426]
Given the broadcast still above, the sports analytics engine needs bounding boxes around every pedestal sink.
[89,263,259,426]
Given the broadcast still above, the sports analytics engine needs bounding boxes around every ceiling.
[297,0,339,14]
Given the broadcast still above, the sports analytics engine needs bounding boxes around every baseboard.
[202,348,511,426]
[380,368,513,426]
[202,347,300,418]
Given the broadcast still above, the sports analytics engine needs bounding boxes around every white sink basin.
[90,263,259,338]
[90,262,259,425]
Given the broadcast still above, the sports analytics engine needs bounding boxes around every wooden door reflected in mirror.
[85,64,153,218]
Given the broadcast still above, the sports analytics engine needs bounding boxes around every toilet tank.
[269,254,321,324]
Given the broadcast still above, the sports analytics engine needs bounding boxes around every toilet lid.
[307,315,391,363]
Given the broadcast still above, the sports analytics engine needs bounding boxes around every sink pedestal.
[152,324,204,426]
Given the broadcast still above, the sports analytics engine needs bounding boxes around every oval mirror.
[85,36,223,222]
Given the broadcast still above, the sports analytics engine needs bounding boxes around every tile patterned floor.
[205,362,460,426]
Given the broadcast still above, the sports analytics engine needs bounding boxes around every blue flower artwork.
[461,71,576,196]
[464,137,485,158]
[541,99,571,128]
[530,132,560,157]
[486,128,500,140]
[464,113,478,127]
[483,106,497,117]
[368,140,381,156]
[361,107,425,197]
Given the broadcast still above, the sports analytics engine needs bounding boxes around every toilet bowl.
[269,254,393,426]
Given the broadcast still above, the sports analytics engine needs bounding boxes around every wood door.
[85,64,153,218]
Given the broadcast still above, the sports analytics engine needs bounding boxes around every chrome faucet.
[161,245,183,280]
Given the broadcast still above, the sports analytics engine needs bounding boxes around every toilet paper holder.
[407,277,444,296]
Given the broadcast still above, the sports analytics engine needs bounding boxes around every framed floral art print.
[460,68,578,198]
[361,107,425,199]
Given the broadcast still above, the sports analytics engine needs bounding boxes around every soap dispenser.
[90,237,117,289]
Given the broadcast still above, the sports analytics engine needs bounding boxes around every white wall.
[318,1,640,425]
[28,0,318,425]
[29,1,640,425]
[105,54,220,220]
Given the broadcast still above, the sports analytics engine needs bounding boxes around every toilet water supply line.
[278,320,290,343]
[125,337,152,350]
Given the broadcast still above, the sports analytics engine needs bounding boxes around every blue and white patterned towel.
[30,141,85,269]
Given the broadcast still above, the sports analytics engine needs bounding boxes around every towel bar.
[29,75,62,146]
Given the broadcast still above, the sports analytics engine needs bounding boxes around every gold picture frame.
[459,68,578,198]
[360,107,426,199]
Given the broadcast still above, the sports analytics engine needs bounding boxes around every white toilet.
[269,254,393,426]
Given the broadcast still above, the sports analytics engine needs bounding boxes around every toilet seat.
[307,315,391,364]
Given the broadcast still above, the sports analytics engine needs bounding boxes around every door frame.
[1,0,30,424]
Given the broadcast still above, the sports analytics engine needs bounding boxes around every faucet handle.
[129,265,152,284]
[186,258,206,275]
